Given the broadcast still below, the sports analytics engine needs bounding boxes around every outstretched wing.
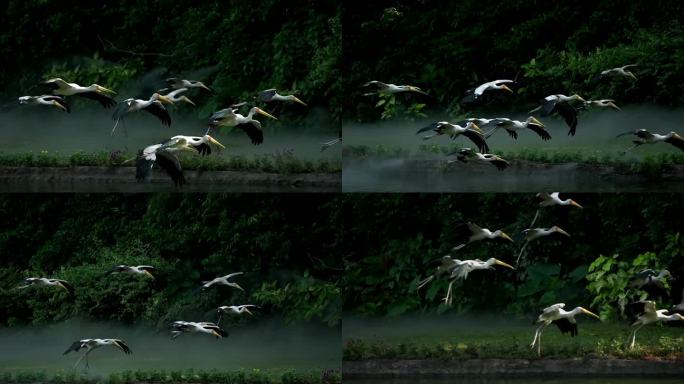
[462,129,489,153]
[112,339,132,354]
[142,101,172,126]
[77,91,116,108]
[526,123,551,141]
[555,102,578,135]
[63,340,85,355]
[257,89,278,102]
[235,121,264,145]
[155,150,185,186]
[552,318,578,336]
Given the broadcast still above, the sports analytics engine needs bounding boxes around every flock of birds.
[16,76,329,186]
[415,192,684,356]
[363,64,684,171]
[17,267,258,369]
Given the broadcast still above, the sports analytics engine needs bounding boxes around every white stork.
[40,78,117,108]
[452,222,514,250]
[531,303,600,356]
[627,300,684,348]
[18,277,74,296]
[217,305,259,324]
[208,104,277,145]
[63,338,131,369]
[170,321,228,339]
[18,95,69,112]
[111,93,174,135]
[516,226,571,265]
[582,99,620,111]
[257,89,307,106]
[105,265,156,279]
[483,117,551,141]
[530,94,585,136]
[362,81,428,96]
[616,129,684,153]
[160,78,211,92]
[592,64,638,82]
[443,257,514,306]
[461,80,514,103]
[537,192,583,208]
[202,272,244,291]
[448,147,510,171]
[416,121,489,153]
[161,88,196,106]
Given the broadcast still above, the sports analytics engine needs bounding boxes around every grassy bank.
[343,323,684,361]
[343,145,684,178]
[0,369,340,384]
[0,151,341,175]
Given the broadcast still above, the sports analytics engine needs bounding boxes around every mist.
[342,104,684,192]
[0,318,340,374]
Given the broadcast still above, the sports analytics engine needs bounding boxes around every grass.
[342,144,684,178]
[0,151,342,175]
[343,322,684,361]
[0,368,340,384]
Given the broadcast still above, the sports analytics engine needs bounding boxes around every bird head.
[152,93,174,105]
[570,94,586,103]
[568,199,583,208]
[466,122,481,132]
[579,307,600,319]
[194,81,212,92]
[204,135,226,149]
[181,96,196,106]
[526,116,544,127]
[94,84,117,95]
[551,226,571,236]
[500,84,514,93]
[673,314,684,321]
[254,107,278,120]
[496,230,514,242]
[18,96,30,104]
[290,95,308,106]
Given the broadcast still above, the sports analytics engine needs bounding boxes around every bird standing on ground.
[18,277,74,296]
[627,300,684,349]
[18,95,69,112]
[63,339,132,369]
[530,303,600,356]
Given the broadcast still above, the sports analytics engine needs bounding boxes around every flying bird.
[627,300,684,349]
[18,277,74,296]
[629,269,672,301]
[202,272,244,291]
[217,305,259,324]
[530,94,585,136]
[18,95,69,112]
[362,81,428,96]
[257,89,307,106]
[516,226,571,265]
[160,78,211,92]
[105,265,156,279]
[536,192,583,208]
[483,117,551,141]
[63,338,132,369]
[111,93,174,135]
[582,99,620,111]
[530,303,600,356]
[448,147,510,170]
[416,255,463,291]
[443,258,515,305]
[135,135,224,186]
[208,104,277,145]
[616,129,684,153]
[592,64,638,83]
[320,137,342,152]
[160,88,196,106]
[452,222,514,251]
[461,79,514,104]
[416,121,489,153]
[40,78,117,108]
[170,321,228,339]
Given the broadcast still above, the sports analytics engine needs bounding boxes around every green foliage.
[374,93,427,121]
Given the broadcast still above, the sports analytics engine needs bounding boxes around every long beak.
[556,228,571,237]
[233,283,245,291]
[52,101,67,112]
[500,232,514,242]
[530,116,544,127]
[608,102,621,111]
[182,96,196,106]
[244,308,254,315]
[96,85,117,95]
[143,271,155,279]
[292,96,308,106]
[157,95,174,105]
[501,85,514,93]
[581,308,601,320]
[577,96,587,103]
[207,136,226,149]
[469,123,481,133]
[494,259,515,270]
[409,86,428,95]
[628,73,638,81]
[256,108,278,120]
[199,83,212,92]
[570,200,583,209]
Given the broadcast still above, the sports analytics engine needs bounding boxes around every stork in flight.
[202,272,244,291]
[40,78,117,108]
[530,94,585,136]
[18,95,69,112]
[159,78,212,93]
[448,147,510,170]
[362,81,428,96]
[627,300,684,348]
[516,226,570,265]
[461,80,514,104]
[616,129,684,153]
[531,303,600,356]
[170,321,228,339]
[530,192,583,227]
[582,99,620,111]
[208,103,277,145]
[111,93,174,135]
[452,222,513,251]
[63,338,131,369]
[105,265,156,279]
[591,64,638,83]
[18,277,74,296]
[217,305,259,324]
[483,117,551,141]
[416,121,489,153]
[257,89,307,106]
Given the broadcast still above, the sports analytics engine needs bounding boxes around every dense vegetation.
[0,195,342,327]
[344,1,684,120]
[342,194,684,319]
[1,1,341,121]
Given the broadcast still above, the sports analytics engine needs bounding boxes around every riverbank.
[343,358,684,378]
[0,166,340,192]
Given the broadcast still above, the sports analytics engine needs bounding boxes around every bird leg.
[537,329,543,357]
[417,275,434,290]
[630,324,644,349]
[111,119,120,136]
[621,143,641,155]
[516,241,529,266]
[529,209,540,227]
[442,279,456,306]
[217,313,223,326]
[73,353,86,369]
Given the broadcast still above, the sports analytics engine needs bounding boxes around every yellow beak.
[556,228,571,237]
[495,259,515,270]
[199,83,212,92]
[207,136,226,149]
[501,85,514,93]
[292,96,308,106]
[143,271,155,279]
[96,85,117,95]
[469,123,482,133]
[52,100,67,112]
[182,96,196,106]
[570,200,583,209]
[581,308,601,320]
[158,95,174,105]
[530,116,544,127]
[500,232,514,242]
[256,108,278,120]
[409,86,428,95]
[608,102,621,111]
